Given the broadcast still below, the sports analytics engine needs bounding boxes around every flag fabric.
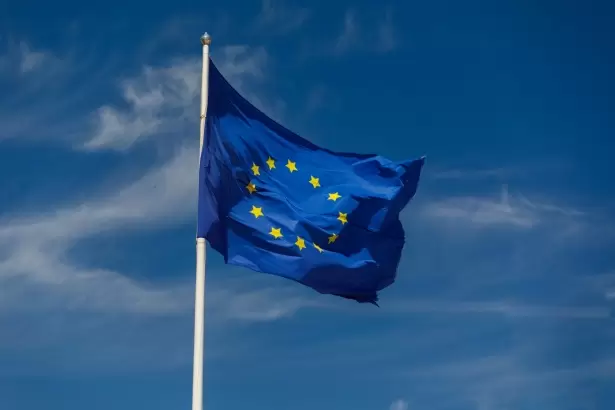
[197,59,425,304]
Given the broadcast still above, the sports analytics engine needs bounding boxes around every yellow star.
[266,157,276,170]
[246,182,256,194]
[286,160,298,173]
[313,243,324,253]
[328,233,338,244]
[295,236,306,250]
[337,212,348,225]
[250,205,264,218]
[309,176,320,188]
[269,227,283,239]
[328,192,341,201]
[251,163,260,176]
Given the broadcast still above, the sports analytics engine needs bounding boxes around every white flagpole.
[193,32,211,410]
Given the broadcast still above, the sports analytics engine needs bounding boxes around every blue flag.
[197,59,425,304]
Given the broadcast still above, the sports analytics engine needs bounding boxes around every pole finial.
[200,32,212,46]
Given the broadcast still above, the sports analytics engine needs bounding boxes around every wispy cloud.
[0,144,198,240]
[0,40,64,76]
[254,0,311,34]
[333,10,358,55]
[0,281,325,376]
[82,59,201,151]
[585,272,615,301]
[214,45,269,97]
[215,45,286,122]
[403,352,615,409]
[0,39,106,143]
[425,160,574,182]
[208,282,329,322]
[305,85,327,113]
[19,42,62,74]
[0,145,197,313]
[18,42,51,73]
[429,167,514,180]
[330,8,398,56]
[304,85,340,115]
[389,399,408,410]
[423,185,537,228]
[376,8,397,53]
[82,45,272,151]
[385,299,610,319]
[422,185,585,229]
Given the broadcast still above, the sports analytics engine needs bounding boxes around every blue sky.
[1,0,614,409]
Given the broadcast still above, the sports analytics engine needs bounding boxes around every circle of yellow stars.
[244,155,348,253]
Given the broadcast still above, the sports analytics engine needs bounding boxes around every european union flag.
[197,59,425,304]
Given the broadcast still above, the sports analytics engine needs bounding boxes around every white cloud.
[0,259,193,315]
[18,41,52,73]
[0,144,198,244]
[390,399,408,410]
[306,85,326,112]
[214,45,286,124]
[83,45,270,152]
[1,41,275,147]
[0,144,197,313]
[429,167,514,180]
[0,40,91,144]
[214,45,269,98]
[82,59,201,151]
[0,40,62,76]
[585,272,615,301]
[333,10,358,55]
[304,85,340,115]
[377,8,397,53]
[385,299,610,320]
[208,284,328,322]
[515,193,585,217]
[424,185,537,228]
[255,0,311,34]
[404,352,615,409]
[328,9,397,56]
[422,185,584,229]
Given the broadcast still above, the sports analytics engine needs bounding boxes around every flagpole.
[193,32,211,410]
